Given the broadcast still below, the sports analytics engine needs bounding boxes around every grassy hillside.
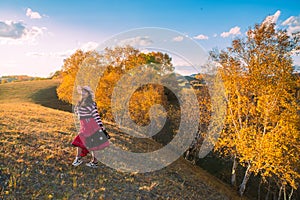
[0,80,72,112]
[0,80,244,199]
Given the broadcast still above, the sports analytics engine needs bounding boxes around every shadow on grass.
[30,86,72,112]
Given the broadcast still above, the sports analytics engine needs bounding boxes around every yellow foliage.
[212,22,300,190]
[57,46,173,125]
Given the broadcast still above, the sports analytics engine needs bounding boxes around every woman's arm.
[89,102,110,139]
[91,102,105,130]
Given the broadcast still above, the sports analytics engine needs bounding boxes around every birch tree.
[212,21,300,197]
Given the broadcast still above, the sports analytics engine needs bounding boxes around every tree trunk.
[278,186,282,200]
[273,191,277,200]
[283,185,286,200]
[231,155,238,186]
[239,163,252,196]
[288,188,293,200]
[265,181,271,200]
[258,177,262,200]
[185,150,190,160]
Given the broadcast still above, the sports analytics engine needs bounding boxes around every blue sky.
[0,0,299,77]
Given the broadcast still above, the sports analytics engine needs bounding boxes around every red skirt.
[71,117,109,157]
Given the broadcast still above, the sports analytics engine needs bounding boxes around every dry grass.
[0,102,76,198]
[0,80,244,199]
[0,80,59,103]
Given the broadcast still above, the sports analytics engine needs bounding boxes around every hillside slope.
[0,80,244,199]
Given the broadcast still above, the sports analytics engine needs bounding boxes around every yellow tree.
[127,52,172,125]
[57,50,96,104]
[58,46,174,127]
[212,21,300,198]
[95,46,173,123]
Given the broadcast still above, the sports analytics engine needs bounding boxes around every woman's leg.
[76,147,82,157]
[86,151,98,168]
[72,147,83,166]
[90,151,98,163]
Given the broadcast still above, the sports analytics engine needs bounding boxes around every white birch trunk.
[231,155,238,186]
[288,188,293,200]
[283,185,286,200]
[278,185,282,200]
[239,163,251,196]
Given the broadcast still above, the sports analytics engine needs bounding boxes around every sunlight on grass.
[0,80,60,103]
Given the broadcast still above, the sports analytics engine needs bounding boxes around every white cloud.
[80,41,99,51]
[172,58,191,67]
[118,36,153,47]
[172,36,184,42]
[23,26,45,41]
[0,20,45,45]
[282,16,296,26]
[262,10,281,26]
[220,26,241,38]
[193,34,208,40]
[282,15,300,35]
[26,8,42,19]
[0,21,26,38]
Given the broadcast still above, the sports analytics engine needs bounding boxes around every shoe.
[86,161,98,168]
[72,158,83,166]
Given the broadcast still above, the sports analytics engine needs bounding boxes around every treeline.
[57,20,299,199]
[0,75,49,84]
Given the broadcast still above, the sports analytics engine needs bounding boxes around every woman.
[71,86,110,168]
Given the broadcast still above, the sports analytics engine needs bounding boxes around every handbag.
[85,130,108,149]
[103,129,111,139]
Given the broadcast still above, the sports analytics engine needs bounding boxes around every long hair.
[78,89,94,107]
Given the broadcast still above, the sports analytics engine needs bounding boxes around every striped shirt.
[74,102,105,130]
